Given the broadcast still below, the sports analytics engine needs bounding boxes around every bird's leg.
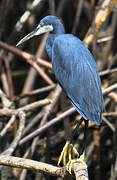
[66,120,88,173]
[58,118,83,166]
[58,118,89,174]
[79,120,88,156]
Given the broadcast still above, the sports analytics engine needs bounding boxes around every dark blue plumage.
[17,15,103,126]
[42,16,103,125]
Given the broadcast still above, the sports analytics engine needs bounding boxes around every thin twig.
[22,111,44,137]
[15,0,43,32]
[0,60,10,97]
[0,98,51,116]
[72,0,84,34]
[0,41,53,85]
[103,112,117,117]
[19,107,76,145]
[14,84,56,101]
[99,68,117,76]
[102,116,115,132]
[0,88,12,108]
[0,114,16,137]
[2,111,25,155]
[103,83,117,96]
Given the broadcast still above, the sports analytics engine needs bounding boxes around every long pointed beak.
[16,24,53,46]
[16,29,38,46]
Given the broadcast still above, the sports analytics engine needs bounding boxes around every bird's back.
[49,34,103,125]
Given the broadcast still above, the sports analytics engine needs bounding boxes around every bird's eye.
[40,22,44,27]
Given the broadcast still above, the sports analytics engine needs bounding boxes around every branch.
[0,41,52,69]
[84,0,117,46]
[73,162,89,180]
[0,155,66,178]
[2,111,25,155]
[0,98,51,116]
[15,0,43,32]
[0,41,53,85]
[0,88,12,108]
[103,83,117,96]
[0,114,16,137]
[0,155,89,179]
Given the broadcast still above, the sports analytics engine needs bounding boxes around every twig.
[103,112,117,117]
[108,53,117,69]
[102,116,115,132]
[41,84,62,123]
[0,98,51,116]
[15,0,43,32]
[4,54,15,100]
[97,36,113,43]
[0,88,12,108]
[72,0,84,34]
[99,68,117,76]
[0,41,53,85]
[14,84,56,101]
[0,60,10,97]
[18,98,52,112]
[2,111,25,155]
[108,92,117,102]
[22,111,44,137]
[0,41,52,69]
[103,83,117,96]
[0,114,16,137]
[19,107,76,145]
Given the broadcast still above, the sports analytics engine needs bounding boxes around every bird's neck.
[46,21,65,58]
[46,21,65,59]
[52,18,65,34]
[46,34,58,59]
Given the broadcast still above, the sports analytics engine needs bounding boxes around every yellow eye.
[40,22,44,27]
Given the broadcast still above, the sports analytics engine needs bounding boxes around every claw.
[71,144,79,157]
[58,141,85,174]
[58,141,70,166]
[66,153,85,174]
[68,144,72,160]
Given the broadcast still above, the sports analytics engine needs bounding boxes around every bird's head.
[16,16,65,46]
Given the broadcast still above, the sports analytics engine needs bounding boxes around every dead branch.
[73,162,89,180]
[0,98,51,116]
[0,155,65,178]
[2,111,25,155]
[0,155,89,179]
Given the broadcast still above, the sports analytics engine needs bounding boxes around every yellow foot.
[66,153,85,174]
[58,141,79,166]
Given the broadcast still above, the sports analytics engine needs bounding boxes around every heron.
[17,15,103,173]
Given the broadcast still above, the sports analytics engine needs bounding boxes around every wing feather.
[51,34,103,125]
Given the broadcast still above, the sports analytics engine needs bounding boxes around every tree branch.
[0,155,66,178]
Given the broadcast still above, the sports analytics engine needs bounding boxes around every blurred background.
[0,0,117,179]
